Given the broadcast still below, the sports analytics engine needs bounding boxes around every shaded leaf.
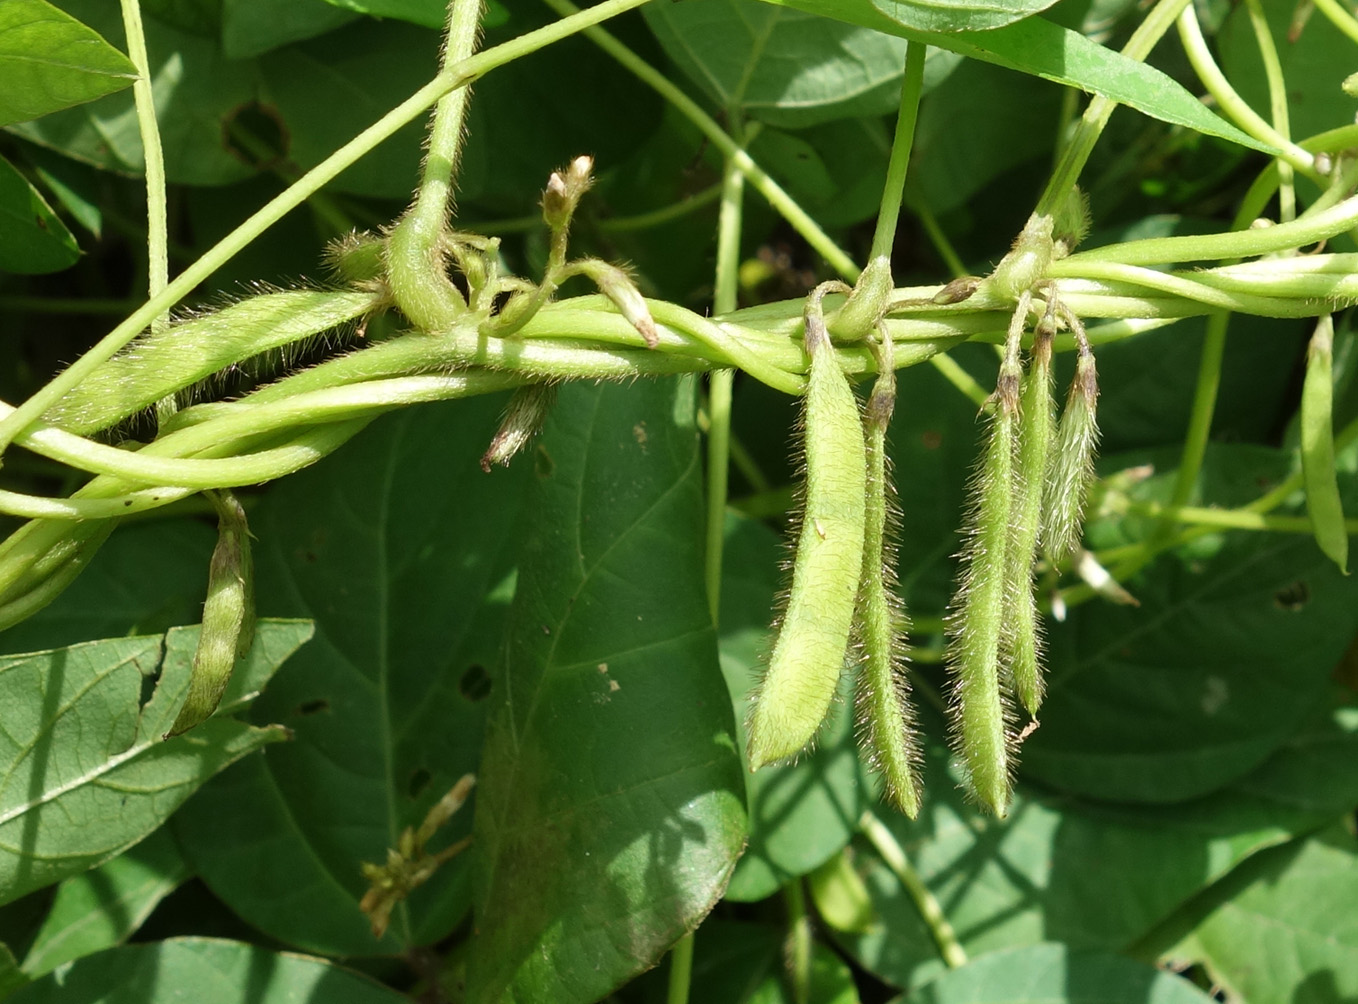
[1161,827,1358,1004]
[0,0,136,128]
[468,380,746,1004]
[173,398,531,956]
[643,0,914,128]
[9,1,258,186]
[719,514,873,904]
[868,0,1056,33]
[21,829,189,978]
[757,0,1276,154]
[0,621,308,907]
[8,936,411,1003]
[835,700,1358,991]
[221,0,357,59]
[319,0,449,29]
[0,153,78,274]
[902,943,1218,1003]
[1026,445,1358,802]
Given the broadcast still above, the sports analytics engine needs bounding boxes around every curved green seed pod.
[947,363,1020,816]
[1043,344,1100,561]
[747,301,867,769]
[854,332,922,817]
[1301,314,1348,573]
[42,289,380,437]
[1005,327,1055,716]
[166,491,254,738]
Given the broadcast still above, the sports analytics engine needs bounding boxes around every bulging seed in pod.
[747,297,867,770]
[1004,324,1055,716]
[946,320,1025,816]
[166,492,254,738]
[854,333,922,817]
[1043,344,1100,561]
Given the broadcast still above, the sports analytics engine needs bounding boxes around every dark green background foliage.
[1,0,1356,1001]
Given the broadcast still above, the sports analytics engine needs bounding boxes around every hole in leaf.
[223,101,290,170]
[1273,580,1310,611]
[408,767,432,800]
[295,698,330,716]
[459,664,491,702]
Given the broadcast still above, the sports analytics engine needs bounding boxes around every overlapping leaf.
[0,621,308,907]
[0,153,78,274]
[174,398,530,956]
[8,937,411,1004]
[0,0,136,128]
[468,380,746,1004]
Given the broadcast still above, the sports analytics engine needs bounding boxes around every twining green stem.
[665,933,694,1004]
[1065,190,1358,265]
[1123,498,1358,535]
[1314,0,1358,45]
[539,0,859,281]
[871,41,927,262]
[1036,0,1193,217]
[386,0,483,329]
[1243,0,1295,221]
[1166,311,1229,515]
[917,204,967,279]
[0,0,652,458]
[118,0,167,334]
[704,128,746,621]
[1176,4,1318,181]
[859,811,967,969]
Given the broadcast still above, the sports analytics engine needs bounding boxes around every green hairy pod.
[166,491,255,738]
[42,289,380,436]
[854,332,922,817]
[1043,343,1100,561]
[481,384,558,472]
[1005,323,1055,716]
[747,297,867,770]
[1301,314,1348,573]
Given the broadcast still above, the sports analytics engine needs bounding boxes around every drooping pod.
[854,328,922,817]
[166,490,254,738]
[481,384,558,472]
[1301,314,1348,573]
[945,293,1030,816]
[747,292,867,769]
[1004,310,1056,716]
[1043,310,1100,561]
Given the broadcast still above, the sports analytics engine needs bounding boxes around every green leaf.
[905,57,1062,215]
[173,398,532,957]
[0,944,25,998]
[835,700,1358,990]
[870,0,1057,32]
[0,0,136,128]
[0,621,307,907]
[7,937,411,1003]
[1161,827,1358,1004]
[27,145,102,237]
[718,514,873,903]
[10,1,258,186]
[256,19,436,199]
[756,0,1278,155]
[221,0,357,59]
[0,153,78,274]
[21,828,189,978]
[642,0,915,128]
[319,0,448,29]
[468,380,746,1004]
[749,940,861,1004]
[1024,445,1358,802]
[902,943,1218,1003]
[1220,0,1356,142]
